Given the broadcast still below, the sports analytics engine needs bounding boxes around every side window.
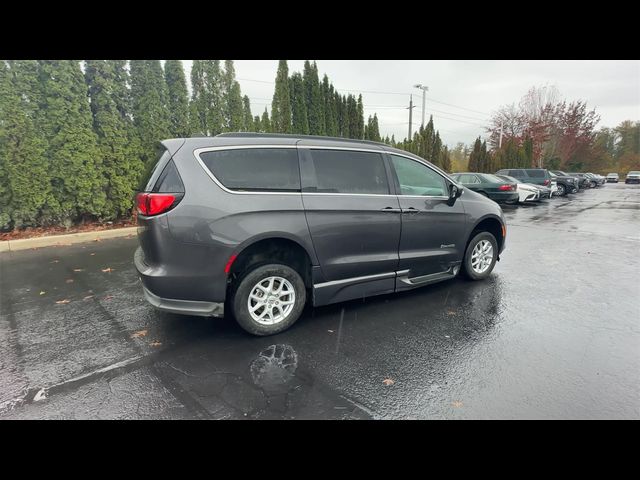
[199,148,300,192]
[390,155,446,196]
[510,169,525,178]
[306,149,389,194]
[153,160,184,193]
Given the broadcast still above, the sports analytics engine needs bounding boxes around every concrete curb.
[0,227,138,253]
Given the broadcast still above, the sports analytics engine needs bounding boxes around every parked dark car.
[606,173,619,183]
[584,173,605,188]
[626,171,640,184]
[549,170,584,191]
[134,133,507,336]
[567,172,593,188]
[449,173,519,203]
[546,170,577,196]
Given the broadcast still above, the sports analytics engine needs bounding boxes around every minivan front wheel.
[231,264,306,336]
[462,232,498,280]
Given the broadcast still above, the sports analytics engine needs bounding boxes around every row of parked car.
[606,171,640,184]
[449,168,609,204]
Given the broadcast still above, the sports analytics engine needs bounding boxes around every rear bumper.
[606,179,618,183]
[625,178,640,184]
[134,246,227,315]
[142,285,224,317]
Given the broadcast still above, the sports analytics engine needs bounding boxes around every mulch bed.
[0,218,137,241]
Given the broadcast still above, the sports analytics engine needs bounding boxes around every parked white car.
[496,174,540,203]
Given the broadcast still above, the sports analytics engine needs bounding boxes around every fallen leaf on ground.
[101,267,114,273]
[328,329,334,333]
[131,329,148,338]
[446,310,456,315]
[65,279,74,283]
[382,378,395,386]
[94,238,101,242]
[452,401,464,408]
[90,253,96,256]
[103,295,113,300]
[83,295,94,300]
[73,268,84,272]
[55,299,71,304]
[150,341,162,347]
[51,260,59,263]
[39,291,46,295]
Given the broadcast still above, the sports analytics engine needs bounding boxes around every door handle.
[402,207,420,214]
[381,207,402,213]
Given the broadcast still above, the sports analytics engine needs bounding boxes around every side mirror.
[447,183,462,205]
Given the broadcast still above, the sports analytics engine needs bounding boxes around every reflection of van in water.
[134,133,507,336]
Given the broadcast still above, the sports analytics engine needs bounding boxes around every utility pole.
[414,84,429,128]
[407,94,416,140]
[499,121,504,148]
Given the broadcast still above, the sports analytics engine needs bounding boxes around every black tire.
[462,231,498,281]
[230,264,306,336]
[590,181,597,188]
[556,183,566,196]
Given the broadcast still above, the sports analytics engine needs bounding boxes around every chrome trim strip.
[192,144,451,200]
[314,271,395,289]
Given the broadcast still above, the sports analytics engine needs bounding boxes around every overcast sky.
[180,60,640,147]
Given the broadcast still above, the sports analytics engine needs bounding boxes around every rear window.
[306,149,389,194]
[200,148,300,192]
[526,170,547,178]
[482,174,509,183]
[509,169,525,177]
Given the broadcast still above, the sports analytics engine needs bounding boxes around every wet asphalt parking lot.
[1,183,639,419]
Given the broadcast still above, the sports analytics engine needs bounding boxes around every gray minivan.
[135,133,507,336]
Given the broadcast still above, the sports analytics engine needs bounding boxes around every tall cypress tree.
[39,60,105,224]
[85,60,143,220]
[130,60,171,168]
[303,61,324,135]
[261,107,271,133]
[370,113,381,142]
[242,95,254,132]
[204,60,224,135]
[222,60,244,132]
[189,60,208,135]
[355,94,365,140]
[468,137,482,171]
[0,60,51,229]
[253,115,262,132]
[290,72,309,135]
[164,60,190,137]
[271,60,291,133]
[323,78,338,136]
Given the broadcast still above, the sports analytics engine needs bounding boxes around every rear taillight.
[543,179,550,186]
[499,184,515,191]
[136,193,180,216]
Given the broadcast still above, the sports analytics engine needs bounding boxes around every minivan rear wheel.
[556,184,566,196]
[231,264,306,336]
[462,232,498,280]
